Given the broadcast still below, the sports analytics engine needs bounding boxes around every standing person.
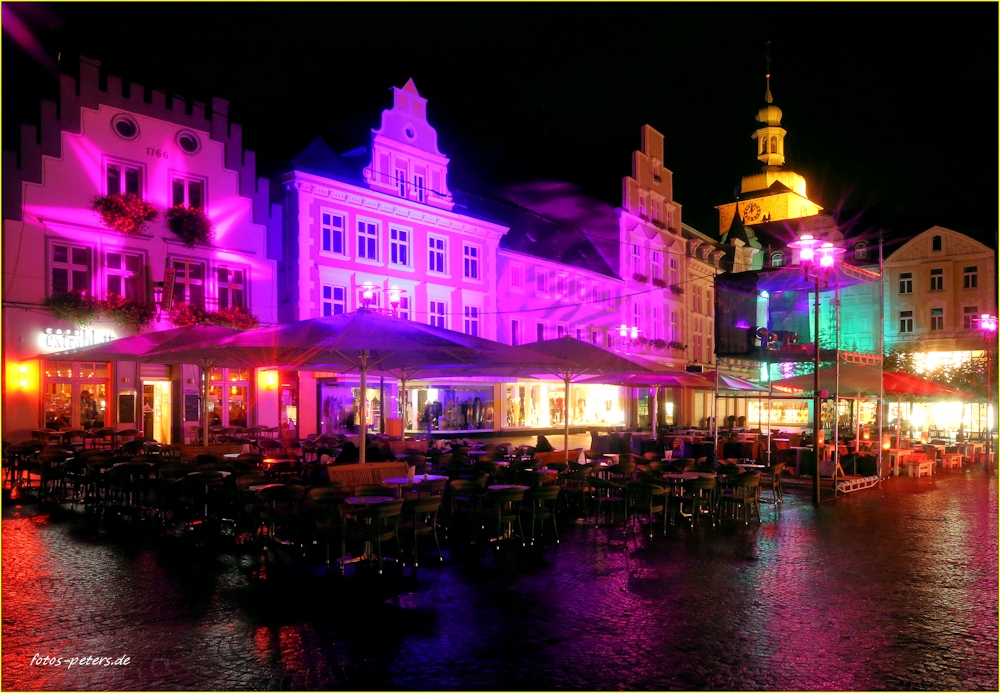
[80,390,97,429]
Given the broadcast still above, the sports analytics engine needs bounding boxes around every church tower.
[716,54,822,234]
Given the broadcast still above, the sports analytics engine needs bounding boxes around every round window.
[404,125,416,140]
[175,130,201,154]
[111,114,139,140]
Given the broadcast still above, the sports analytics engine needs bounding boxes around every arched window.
[771,252,784,267]
[770,136,777,153]
[760,139,767,155]
[854,242,868,260]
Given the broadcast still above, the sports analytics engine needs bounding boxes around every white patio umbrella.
[514,337,659,461]
[152,309,572,464]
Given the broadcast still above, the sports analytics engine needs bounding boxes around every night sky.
[4,3,997,245]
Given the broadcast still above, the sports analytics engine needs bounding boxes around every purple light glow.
[981,314,997,332]
[736,320,750,329]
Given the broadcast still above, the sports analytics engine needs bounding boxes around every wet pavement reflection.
[3,467,997,690]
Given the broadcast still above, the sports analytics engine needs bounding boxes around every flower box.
[632,273,648,283]
[165,205,213,247]
[650,338,668,350]
[170,303,259,330]
[669,341,687,351]
[651,278,667,288]
[669,284,684,295]
[92,193,158,235]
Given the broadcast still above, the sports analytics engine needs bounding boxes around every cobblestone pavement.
[3,466,997,691]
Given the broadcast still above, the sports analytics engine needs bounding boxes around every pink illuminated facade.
[2,58,281,443]
[277,80,507,436]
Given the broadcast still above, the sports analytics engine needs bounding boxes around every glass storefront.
[748,399,810,427]
[320,379,397,435]
[43,361,109,430]
[502,381,624,430]
[406,384,494,433]
[208,367,251,427]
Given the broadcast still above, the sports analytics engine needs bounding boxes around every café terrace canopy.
[714,264,880,360]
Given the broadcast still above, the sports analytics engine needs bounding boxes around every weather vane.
[764,41,773,103]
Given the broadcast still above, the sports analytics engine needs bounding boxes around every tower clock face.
[743,202,761,222]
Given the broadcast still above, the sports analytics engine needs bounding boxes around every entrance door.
[142,381,172,443]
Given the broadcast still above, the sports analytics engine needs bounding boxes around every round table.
[343,495,396,506]
[382,474,448,497]
[488,484,529,491]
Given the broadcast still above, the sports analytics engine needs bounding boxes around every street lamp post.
[981,314,997,471]
[788,234,843,504]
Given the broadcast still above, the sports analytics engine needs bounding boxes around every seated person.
[334,442,359,465]
[534,435,555,453]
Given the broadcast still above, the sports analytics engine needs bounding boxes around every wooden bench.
[179,443,246,460]
[326,462,408,492]
[905,459,934,478]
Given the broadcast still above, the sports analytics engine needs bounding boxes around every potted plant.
[669,284,684,295]
[650,338,668,350]
[45,291,100,325]
[165,204,213,247]
[669,341,687,351]
[632,273,648,283]
[101,293,154,333]
[652,277,667,288]
[92,193,158,235]
[636,336,650,347]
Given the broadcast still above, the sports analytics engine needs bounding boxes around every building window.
[592,283,601,304]
[669,256,680,286]
[429,300,446,328]
[463,244,480,280]
[577,278,586,302]
[693,334,703,362]
[393,296,410,320]
[771,252,784,267]
[591,330,599,345]
[651,251,662,281]
[106,161,142,197]
[932,235,942,252]
[413,174,425,203]
[536,270,547,294]
[395,167,407,197]
[171,259,205,309]
[321,212,346,255]
[217,267,246,310]
[357,220,379,261]
[638,195,647,218]
[964,266,978,289]
[556,275,566,297]
[899,310,914,334]
[464,306,480,337]
[536,323,546,341]
[357,286,381,310]
[50,242,92,295]
[511,319,521,346]
[854,242,867,260]
[670,310,680,342]
[105,250,144,302]
[930,308,944,331]
[899,272,913,294]
[428,236,446,274]
[632,302,642,331]
[321,285,347,316]
[557,325,566,338]
[171,176,205,209]
[693,285,703,313]
[631,243,642,275]
[389,227,411,267]
[930,268,943,291]
[964,306,979,330]
[510,264,523,291]
[651,198,661,223]
[652,306,662,340]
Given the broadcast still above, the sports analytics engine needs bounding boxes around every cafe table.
[734,463,765,470]
[382,474,448,497]
[340,495,398,568]
[886,448,913,476]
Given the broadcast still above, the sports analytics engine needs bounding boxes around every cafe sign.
[37,327,117,354]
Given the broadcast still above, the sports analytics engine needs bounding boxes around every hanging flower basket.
[165,204,213,247]
[92,193,158,235]
[45,292,100,325]
[101,293,154,333]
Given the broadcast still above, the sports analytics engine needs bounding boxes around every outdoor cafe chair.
[447,477,488,543]
[521,484,560,546]
[305,486,348,567]
[399,495,443,567]
[669,477,717,529]
[559,467,593,516]
[341,498,403,574]
[625,481,668,539]
[483,486,526,549]
[762,462,785,504]
[590,477,626,529]
[716,472,761,524]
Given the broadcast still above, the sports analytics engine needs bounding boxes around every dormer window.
[771,252,784,267]
[854,242,867,260]
[932,235,942,252]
